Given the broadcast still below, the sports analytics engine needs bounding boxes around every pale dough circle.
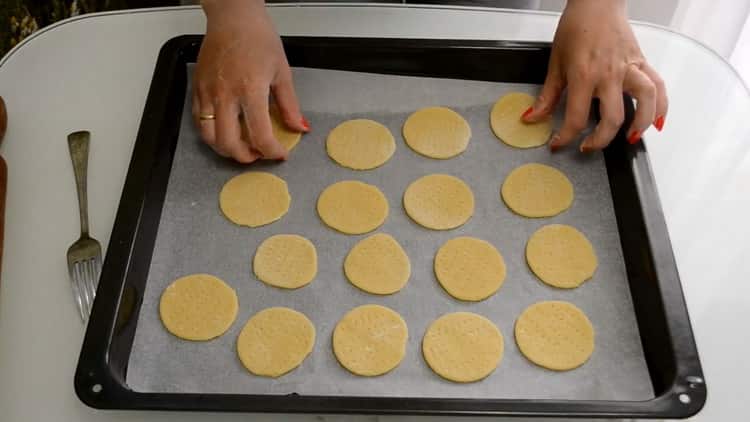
[326,119,396,170]
[515,301,594,371]
[333,304,408,376]
[501,163,574,218]
[434,237,506,301]
[344,233,411,295]
[253,234,317,289]
[270,104,302,151]
[526,224,598,289]
[237,307,316,378]
[490,92,552,148]
[422,312,504,383]
[317,180,389,234]
[159,274,238,341]
[403,107,471,159]
[219,172,291,227]
[403,174,474,230]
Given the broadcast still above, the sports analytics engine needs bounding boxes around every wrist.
[202,0,265,23]
[565,0,626,14]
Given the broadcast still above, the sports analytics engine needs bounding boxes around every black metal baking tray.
[75,35,706,418]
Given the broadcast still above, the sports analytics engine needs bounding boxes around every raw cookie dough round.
[403,174,475,230]
[501,163,574,218]
[434,237,506,301]
[526,224,598,288]
[403,107,471,159]
[344,233,411,295]
[326,119,396,170]
[270,104,302,151]
[220,172,290,227]
[515,301,594,371]
[237,307,316,378]
[422,312,504,383]
[159,274,238,341]
[253,234,317,289]
[333,304,408,376]
[490,92,552,148]
[317,180,389,234]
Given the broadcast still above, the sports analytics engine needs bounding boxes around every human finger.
[241,91,288,160]
[551,75,594,151]
[524,55,565,123]
[215,98,258,163]
[271,64,309,132]
[623,66,656,143]
[640,63,668,131]
[580,82,625,152]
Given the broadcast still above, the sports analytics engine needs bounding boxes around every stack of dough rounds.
[236,307,316,378]
[270,104,302,151]
[344,233,411,295]
[434,237,506,301]
[220,172,291,227]
[317,180,389,234]
[333,304,408,376]
[490,92,552,148]
[422,312,504,383]
[326,119,396,170]
[515,301,594,371]
[526,224,598,289]
[403,174,475,230]
[402,107,471,159]
[501,163,574,218]
[253,234,317,289]
[159,274,238,341]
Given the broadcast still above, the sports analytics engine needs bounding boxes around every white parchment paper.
[126,66,653,401]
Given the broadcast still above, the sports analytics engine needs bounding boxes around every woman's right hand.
[194,0,309,163]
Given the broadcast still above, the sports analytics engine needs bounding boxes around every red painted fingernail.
[654,115,665,132]
[627,130,642,144]
[521,106,533,119]
[580,143,594,153]
[301,117,310,131]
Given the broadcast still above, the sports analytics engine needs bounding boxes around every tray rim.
[74,34,706,418]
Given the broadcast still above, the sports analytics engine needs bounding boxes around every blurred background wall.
[2,0,749,85]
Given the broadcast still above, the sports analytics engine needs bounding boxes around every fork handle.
[68,131,90,236]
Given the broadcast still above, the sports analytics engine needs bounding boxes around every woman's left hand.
[523,0,668,152]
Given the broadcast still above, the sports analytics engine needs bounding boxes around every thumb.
[523,67,564,123]
[271,66,309,133]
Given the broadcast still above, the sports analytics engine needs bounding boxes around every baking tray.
[75,35,706,418]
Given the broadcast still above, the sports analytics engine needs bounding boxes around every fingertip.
[579,140,595,154]
[272,152,289,162]
[283,114,308,133]
[627,129,643,145]
[522,105,550,124]
[242,146,263,165]
[521,106,533,121]
[262,140,289,161]
[654,115,665,131]
[236,155,256,164]
[273,144,290,160]
[548,133,562,152]
[274,105,306,133]
[555,128,578,150]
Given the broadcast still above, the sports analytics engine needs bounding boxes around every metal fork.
[67,131,102,322]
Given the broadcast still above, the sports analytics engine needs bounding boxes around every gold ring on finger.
[199,113,216,120]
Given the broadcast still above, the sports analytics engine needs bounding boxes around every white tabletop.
[1,4,748,422]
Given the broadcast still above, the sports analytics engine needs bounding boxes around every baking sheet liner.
[126,66,653,400]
